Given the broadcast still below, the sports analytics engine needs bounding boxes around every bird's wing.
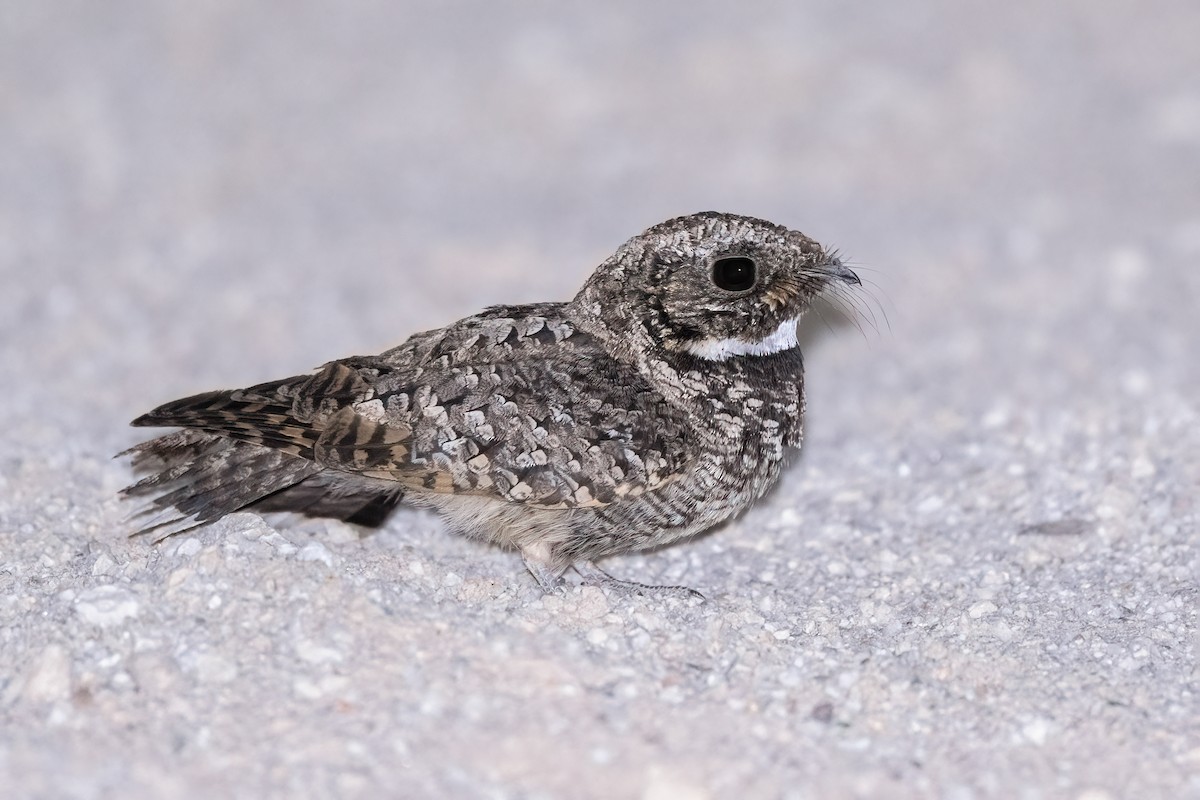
[130,356,388,458]
[317,308,692,508]
[133,304,693,509]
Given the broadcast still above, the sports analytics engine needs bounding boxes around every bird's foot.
[523,555,567,594]
[573,561,706,602]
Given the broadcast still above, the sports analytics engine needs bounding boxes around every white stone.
[643,766,711,800]
[187,651,238,684]
[917,495,945,514]
[968,601,998,619]
[298,541,335,567]
[175,538,202,557]
[91,553,116,576]
[1131,456,1156,480]
[21,644,72,703]
[75,585,139,627]
[1022,717,1051,745]
[296,640,343,665]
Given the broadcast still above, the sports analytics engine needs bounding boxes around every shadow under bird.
[122,211,859,594]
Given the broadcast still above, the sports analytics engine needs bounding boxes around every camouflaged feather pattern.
[122,211,859,589]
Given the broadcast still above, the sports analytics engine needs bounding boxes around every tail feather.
[120,432,404,539]
[149,451,319,522]
[125,506,210,542]
[122,430,276,495]
[250,473,404,527]
[121,362,396,537]
[129,362,377,458]
[130,388,321,458]
[122,431,322,538]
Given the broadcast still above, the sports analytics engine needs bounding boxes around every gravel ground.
[2,2,1198,798]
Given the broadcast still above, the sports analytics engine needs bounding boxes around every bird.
[121,211,859,594]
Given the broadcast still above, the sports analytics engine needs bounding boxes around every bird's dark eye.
[711,257,757,292]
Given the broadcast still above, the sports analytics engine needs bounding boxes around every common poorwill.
[122,212,859,592]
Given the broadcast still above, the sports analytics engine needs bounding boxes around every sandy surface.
[2,2,1198,798]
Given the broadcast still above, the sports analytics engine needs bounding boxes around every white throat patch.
[684,317,800,361]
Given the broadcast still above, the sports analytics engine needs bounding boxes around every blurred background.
[1,1,1198,797]
[5,1,1197,409]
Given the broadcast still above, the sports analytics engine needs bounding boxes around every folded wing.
[127,305,693,522]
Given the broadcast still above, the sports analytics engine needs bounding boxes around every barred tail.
[121,362,401,537]
[120,430,323,540]
[120,430,405,540]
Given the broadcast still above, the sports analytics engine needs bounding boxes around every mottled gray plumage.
[122,212,859,592]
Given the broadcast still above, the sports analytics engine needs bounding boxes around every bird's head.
[569,211,859,364]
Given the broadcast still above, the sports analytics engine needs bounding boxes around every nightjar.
[122,212,859,593]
